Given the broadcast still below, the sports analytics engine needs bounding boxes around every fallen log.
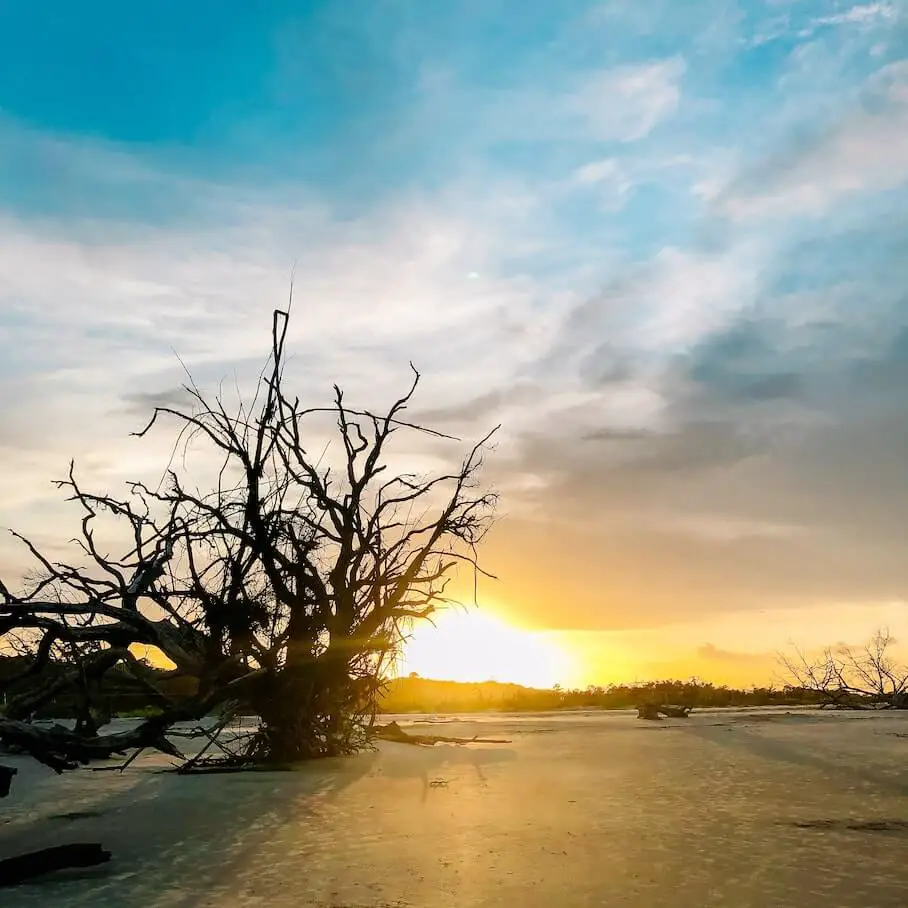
[637,704,662,721]
[0,765,16,798]
[175,755,255,775]
[659,705,692,718]
[637,704,693,720]
[372,721,511,746]
[0,843,111,887]
[0,718,182,773]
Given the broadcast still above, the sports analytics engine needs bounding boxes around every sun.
[395,605,572,689]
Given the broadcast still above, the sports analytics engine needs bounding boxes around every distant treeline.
[377,675,827,713]
[0,655,826,719]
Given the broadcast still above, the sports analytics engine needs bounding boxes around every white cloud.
[0,137,591,560]
[793,3,899,38]
[812,2,897,27]
[586,244,762,355]
[529,237,766,455]
[573,159,620,185]
[569,158,636,211]
[0,210,539,576]
[566,57,686,142]
[439,56,686,148]
[715,61,908,219]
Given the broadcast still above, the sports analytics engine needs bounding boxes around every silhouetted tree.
[780,629,908,709]
[0,307,497,773]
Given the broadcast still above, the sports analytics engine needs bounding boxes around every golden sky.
[397,584,908,690]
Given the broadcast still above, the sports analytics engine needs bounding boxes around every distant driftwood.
[637,704,693,721]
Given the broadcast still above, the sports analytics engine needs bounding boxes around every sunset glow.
[397,607,574,689]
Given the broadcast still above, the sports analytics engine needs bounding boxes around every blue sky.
[1,1,908,683]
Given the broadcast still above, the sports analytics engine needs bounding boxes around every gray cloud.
[409,382,539,428]
[578,342,638,388]
[851,325,908,391]
[685,320,804,403]
[119,386,196,415]
[580,419,764,474]
[483,190,908,632]
[581,425,658,442]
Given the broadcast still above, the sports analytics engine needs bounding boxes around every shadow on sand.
[684,717,908,798]
[0,737,518,906]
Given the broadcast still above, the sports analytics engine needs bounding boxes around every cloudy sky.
[1,1,907,686]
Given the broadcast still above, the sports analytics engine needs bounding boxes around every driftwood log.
[0,718,182,773]
[637,704,693,720]
[0,844,111,887]
[0,765,16,798]
[2,758,111,887]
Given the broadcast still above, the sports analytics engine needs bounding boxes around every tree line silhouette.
[380,675,827,713]
[1,656,827,720]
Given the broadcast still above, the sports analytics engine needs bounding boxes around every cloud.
[685,320,805,403]
[119,386,197,415]
[0,132,581,571]
[410,383,540,430]
[475,172,908,632]
[415,56,687,151]
[573,159,621,185]
[565,57,686,142]
[714,62,908,218]
[809,2,897,30]
[569,158,637,211]
[536,242,764,408]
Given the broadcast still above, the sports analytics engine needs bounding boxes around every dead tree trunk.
[1,305,497,769]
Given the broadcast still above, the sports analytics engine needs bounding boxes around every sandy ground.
[3,708,908,906]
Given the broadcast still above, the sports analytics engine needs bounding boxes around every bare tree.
[0,307,498,772]
[779,629,908,710]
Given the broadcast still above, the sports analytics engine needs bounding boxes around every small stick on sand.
[373,721,511,746]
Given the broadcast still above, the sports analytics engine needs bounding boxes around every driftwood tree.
[780,629,908,710]
[0,307,497,772]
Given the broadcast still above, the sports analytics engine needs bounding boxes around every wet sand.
[3,708,908,906]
